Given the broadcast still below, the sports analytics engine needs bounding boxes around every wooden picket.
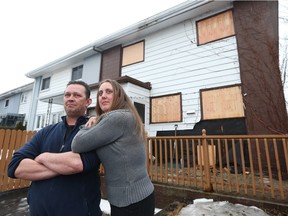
[0,129,35,192]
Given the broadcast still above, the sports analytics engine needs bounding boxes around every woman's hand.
[85,116,97,127]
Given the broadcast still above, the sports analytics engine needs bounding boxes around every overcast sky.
[0,0,186,94]
[0,0,287,95]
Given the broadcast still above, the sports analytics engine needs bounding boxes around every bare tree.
[279,0,288,102]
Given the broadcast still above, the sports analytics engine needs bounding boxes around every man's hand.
[14,158,59,181]
[35,152,83,175]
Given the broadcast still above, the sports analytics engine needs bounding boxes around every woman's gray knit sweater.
[72,109,154,207]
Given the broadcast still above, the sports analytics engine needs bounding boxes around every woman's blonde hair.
[96,79,146,139]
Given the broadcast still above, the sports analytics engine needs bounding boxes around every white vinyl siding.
[18,90,32,123]
[122,18,240,135]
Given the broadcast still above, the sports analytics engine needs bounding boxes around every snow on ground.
[100,199,110,214]
[101,198,268,216]
[178,198,269,216]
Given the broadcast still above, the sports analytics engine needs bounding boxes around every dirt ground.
[0,188,287,216]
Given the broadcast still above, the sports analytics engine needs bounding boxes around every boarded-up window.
[201,85,244,120]
[151,93,182,123]
[122,41,144,66]
[197,10,235,45]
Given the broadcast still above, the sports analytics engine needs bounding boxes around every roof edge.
[90,76,152,90]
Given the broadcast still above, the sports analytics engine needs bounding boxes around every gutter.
[25,46,96,78]
[91,0,213,47]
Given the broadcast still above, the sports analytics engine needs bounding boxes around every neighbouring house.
[6,1,288,172]
[0,82,34,129]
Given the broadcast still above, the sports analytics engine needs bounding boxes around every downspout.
[26,77,41,131]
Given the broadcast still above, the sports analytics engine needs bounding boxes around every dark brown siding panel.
[233,0,288,173]
[234,0,287,135]
[100,45,122,81]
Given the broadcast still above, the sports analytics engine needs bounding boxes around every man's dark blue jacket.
[8,116,102,216]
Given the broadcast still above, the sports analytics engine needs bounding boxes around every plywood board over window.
[197,10,235,45]
[122,41,144,67]
[151,93,182,123]
[201,85,244,120]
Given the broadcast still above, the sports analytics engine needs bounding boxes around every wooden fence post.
[202,129,212,192]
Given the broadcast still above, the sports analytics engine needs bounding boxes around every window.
[87,107,96,117]
[150,93,182,123]
[36,115,45,129]
[41,77,51,90]
[4,99,9,108]
[197,10,235,45]
[21,94,27,103]
[36,115,41,128]
[51,114,57,125]
[72,65,83,81]
[200,85,244,120]
[51,112,63,124]
[122,41,144,67]
[134,102,145,123]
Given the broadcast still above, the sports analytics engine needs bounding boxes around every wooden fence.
[0,129,35,192]
[1,129,288,204]
[146,129,288,203]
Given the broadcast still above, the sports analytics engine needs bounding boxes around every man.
[8,80,102,216]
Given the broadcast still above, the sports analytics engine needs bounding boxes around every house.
[0,82,34,129]
[19,1,288,171]
[24,0,286,134]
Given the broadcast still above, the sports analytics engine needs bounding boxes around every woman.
[71,79,155,216]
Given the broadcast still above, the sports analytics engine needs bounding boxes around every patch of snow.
[179,199,269,216]
[100,199,110,214]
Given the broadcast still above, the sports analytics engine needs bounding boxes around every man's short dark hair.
[67,80,91,98]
